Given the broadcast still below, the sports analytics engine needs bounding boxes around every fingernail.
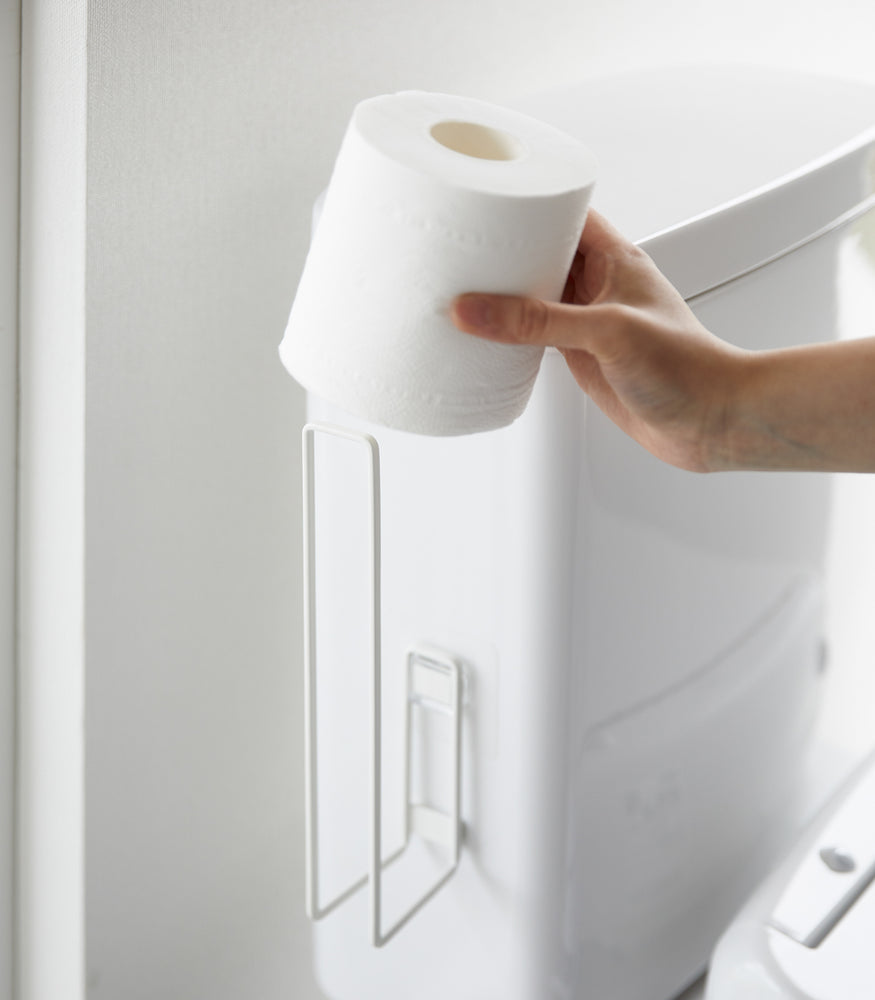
[453,294,496,332]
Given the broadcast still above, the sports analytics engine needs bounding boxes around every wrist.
[708,344,859,473]
[704,349,764,473]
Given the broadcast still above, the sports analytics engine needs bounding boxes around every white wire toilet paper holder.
[302,421,464,947]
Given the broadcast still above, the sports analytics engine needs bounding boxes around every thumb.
[451,292,620,354]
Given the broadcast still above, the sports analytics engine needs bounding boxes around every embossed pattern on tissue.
[382,200,567,254]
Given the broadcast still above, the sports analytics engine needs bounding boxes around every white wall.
[16,2,875,999]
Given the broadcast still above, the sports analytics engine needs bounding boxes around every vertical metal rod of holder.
[303,422,381,924]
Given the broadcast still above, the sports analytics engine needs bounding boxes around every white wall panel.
[0,3,19,998]
[18,1,87,998]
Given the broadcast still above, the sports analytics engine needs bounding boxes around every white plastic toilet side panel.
[305,365,827,1000]
[555,211,875,1000]
[558,581,826,1000]
[572,220,849,732]
[305,363,826,1000]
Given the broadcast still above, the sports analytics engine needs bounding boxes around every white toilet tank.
[301,66,875,1000]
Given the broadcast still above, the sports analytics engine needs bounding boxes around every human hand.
[451,210,748,473]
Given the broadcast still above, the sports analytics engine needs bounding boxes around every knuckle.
[514,297,549,343]
[623,242,652,265]
[591,303,639,355]
[599,302,636,333]
[615,240,656,274]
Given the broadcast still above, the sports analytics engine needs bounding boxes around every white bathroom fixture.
[706,748,875,999]
[294,66,875,1000]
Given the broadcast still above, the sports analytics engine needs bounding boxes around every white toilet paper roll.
[280,91,598,436]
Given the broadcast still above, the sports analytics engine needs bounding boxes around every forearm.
[716,337,875,473]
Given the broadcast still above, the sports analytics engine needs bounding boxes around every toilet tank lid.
[511,65,875,298]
